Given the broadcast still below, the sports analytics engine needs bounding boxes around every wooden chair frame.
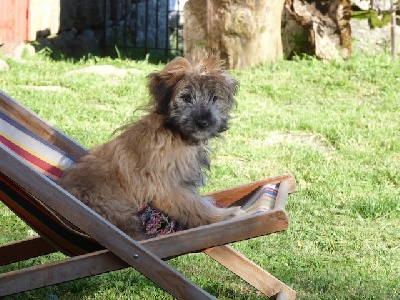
[0,91,296,299]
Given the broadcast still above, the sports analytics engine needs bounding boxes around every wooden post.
[391,0,397,60]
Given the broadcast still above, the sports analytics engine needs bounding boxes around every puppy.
[58,49,243,240]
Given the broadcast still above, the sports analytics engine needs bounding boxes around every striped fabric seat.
[241,183,279,214]
[0,111,74,180]
[0,110,102,256]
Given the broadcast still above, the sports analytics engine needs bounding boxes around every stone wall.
[352,0,392,11]
[351,18,400,54]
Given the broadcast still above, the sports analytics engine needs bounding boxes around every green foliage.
[1,51,399,299]
[368,10,391,28]
[351,9,396,28]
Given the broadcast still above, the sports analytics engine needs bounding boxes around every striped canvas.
[241,183,279,215]
[0,111,74,181]
[0,109,102,255]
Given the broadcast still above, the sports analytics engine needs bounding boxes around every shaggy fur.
[58,49,243,240]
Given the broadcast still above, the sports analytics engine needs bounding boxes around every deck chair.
[0,90,296,299]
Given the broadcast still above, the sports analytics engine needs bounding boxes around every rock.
[351,18,400,54]
[24,44,36,56]
[0,41,25,60]
[0,59,9,72]
[352,0,392,11]
[351,0,370,10]
[0,42,35,59]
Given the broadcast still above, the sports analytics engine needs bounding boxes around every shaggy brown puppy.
[59,49,243,240]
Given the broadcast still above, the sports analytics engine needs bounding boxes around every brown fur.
[58,49,243,240]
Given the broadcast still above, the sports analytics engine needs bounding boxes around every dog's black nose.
[195,119,209,129]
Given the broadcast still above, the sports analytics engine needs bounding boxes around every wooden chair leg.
[0,236,56,265]
[204,245,296,300]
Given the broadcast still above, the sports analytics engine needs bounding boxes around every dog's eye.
[211,96,218,103]
[182,94,192,103]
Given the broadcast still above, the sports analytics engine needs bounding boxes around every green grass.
[1,49,400,299]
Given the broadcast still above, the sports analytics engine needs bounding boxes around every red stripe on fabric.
[0,136,63,179]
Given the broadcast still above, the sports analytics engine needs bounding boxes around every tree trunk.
[285,0,352,60]
[183,0,285,69]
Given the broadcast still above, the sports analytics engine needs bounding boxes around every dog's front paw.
[221,206,246,220]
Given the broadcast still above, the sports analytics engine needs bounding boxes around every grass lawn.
[0,49,399,299]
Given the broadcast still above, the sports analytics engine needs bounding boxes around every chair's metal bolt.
[133,254,139,259]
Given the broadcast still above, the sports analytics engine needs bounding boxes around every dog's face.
[148,49,239,143]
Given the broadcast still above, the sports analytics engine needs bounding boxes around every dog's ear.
[148,57,190,115]
[222,71,239,96]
